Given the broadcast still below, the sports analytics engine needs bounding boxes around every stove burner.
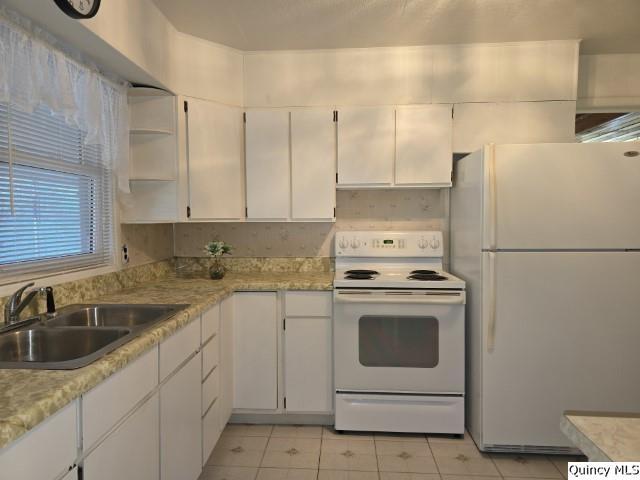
[345,273,375,280]
[408,273,448,281]
[410,269,438,275]
[345,269,380,275]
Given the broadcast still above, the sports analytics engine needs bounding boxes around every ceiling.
[151,0,640,54]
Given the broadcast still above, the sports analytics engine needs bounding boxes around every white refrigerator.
[450,142,640,453]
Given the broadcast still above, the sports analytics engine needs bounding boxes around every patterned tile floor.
[199,425,586,480]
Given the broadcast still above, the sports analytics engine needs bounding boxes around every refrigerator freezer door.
[481,251,640,449]
[485,142,640,250]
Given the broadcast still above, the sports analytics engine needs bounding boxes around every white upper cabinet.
[395,105,453,186]
[184,97,244,220]
[291,108,336,220]
[245,109,291,219]
[337,106,395,186]
[245,108,336,221]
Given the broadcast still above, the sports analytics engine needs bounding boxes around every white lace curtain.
[0,9,130,193]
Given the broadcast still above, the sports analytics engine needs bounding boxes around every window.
[0,102,113,279]
[577,112,640,143]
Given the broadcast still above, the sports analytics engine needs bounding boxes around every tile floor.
[199,425,586,480]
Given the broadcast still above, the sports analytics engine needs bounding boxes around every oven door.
[333,289,465,394]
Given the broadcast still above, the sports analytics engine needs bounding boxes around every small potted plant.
[204,240,233,279]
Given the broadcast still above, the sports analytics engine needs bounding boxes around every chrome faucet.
[3,282,55,325]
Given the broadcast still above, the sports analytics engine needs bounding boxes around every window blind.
[577,112,640,143]
[0,102,113,280]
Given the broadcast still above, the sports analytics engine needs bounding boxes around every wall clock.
[53,0,101,19]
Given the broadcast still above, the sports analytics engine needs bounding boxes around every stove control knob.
[350,238,361,249]
[417,238,427,249]
[430,238,441,249]
[338,238,349,249]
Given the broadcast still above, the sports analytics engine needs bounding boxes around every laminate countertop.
[0,272,333,450]
[561,411,640,461]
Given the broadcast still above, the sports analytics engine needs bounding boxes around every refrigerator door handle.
[487,143,497,251]
[487,251,497,353]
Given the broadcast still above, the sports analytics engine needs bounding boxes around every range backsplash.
[174,189,447,258]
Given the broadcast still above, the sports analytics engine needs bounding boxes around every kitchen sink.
[0,303,188,370]
[0,327,131,369]
[46,304,185,328]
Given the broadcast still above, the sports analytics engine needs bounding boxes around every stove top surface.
[334,266,465,289]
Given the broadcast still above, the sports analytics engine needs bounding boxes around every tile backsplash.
[174,189,446,258]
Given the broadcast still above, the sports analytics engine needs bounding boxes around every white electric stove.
[333,231,466,434]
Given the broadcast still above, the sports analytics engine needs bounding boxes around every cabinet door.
[337,106,395,185]
[219,295,234,429]
[233,292,278,410]
[0,402,77,480]
[396,105,453,186]
[245,109,290,219]
[187,98,244,219]
[291,108,336,219]
[452,101,576,153]
[284,316,333,413]
[83,394,159,480]
[160,353,202,480]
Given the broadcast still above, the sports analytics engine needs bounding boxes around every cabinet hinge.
[284,397,287,409]
[184,101,189,113]
[283,318,286,330]
[186,206,191,218]
[243,112,246,123]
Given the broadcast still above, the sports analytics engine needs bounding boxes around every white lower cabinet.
[233,292,278,410]
[219,295,234,428]
[83,393,160,480]
[0,401,77,480]
[202,399,221,466]
[284,292,333,413]
[284,316,333,413]
[160,352,203,480]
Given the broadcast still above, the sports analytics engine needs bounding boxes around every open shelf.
[129,177,176,182]
[128,87,174,97]
[130,128,174,135]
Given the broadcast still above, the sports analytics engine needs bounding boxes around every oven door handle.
[334,294,465,305]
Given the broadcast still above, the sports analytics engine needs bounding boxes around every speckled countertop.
[561,411,640,461]
[0,272,333,450]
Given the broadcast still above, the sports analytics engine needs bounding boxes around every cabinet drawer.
[160,319,200,381]
[202,399,221,466]
[0,401,77,480]
[202,335,219,379]
[201,304,220,343]
[285,291,332,317]
[83,347,158,450]
[202,367,220,414]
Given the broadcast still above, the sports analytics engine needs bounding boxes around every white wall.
[578,54,640,111]
[243,41,579,107]
[3,0,244,106]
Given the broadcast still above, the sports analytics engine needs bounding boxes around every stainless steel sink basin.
[0,327,131,369]
[47,304,185,328]
[0,303,188,370]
